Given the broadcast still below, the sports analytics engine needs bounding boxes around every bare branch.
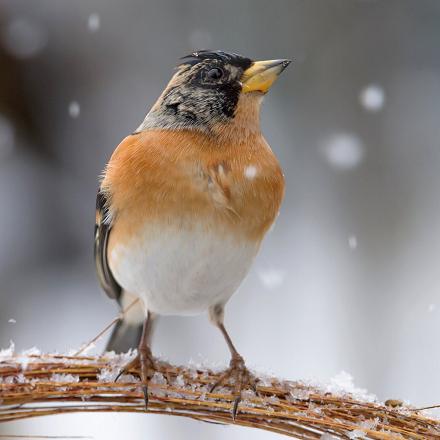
[0,353,439,439]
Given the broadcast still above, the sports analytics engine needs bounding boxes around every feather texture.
[99,109,284,315]
[94,190,122,300]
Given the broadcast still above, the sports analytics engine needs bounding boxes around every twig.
[73,299,140,356]
[1,353,439,439]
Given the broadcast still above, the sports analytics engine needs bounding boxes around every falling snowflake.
[258,269,285,289]
[428,304,436,313]
[88,13,100,32]
[321,133,365,170]
[8,318,16,324]
[2,17,48,59]
[359,84,385,112]
[348,235,358,250]
[68,101,80,118]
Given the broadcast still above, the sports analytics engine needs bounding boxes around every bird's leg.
[115,311,156,410]
[209,306,259,420]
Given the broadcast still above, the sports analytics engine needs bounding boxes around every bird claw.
[210,354,259,421]
[232,397,240,421]
[142,384,149,410]
[114,348,155,410]
[114,356,138,382]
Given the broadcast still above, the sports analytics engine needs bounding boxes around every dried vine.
[0,350,439,439]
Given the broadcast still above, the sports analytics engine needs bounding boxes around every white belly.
[110,223,259,316]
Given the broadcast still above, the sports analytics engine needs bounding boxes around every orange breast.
[102,129,285,254]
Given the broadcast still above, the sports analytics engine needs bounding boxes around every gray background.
[0,0,439,438]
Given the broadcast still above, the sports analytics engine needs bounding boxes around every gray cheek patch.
[136,84,239,133]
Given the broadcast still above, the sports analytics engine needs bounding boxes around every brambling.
[95,50,290,417]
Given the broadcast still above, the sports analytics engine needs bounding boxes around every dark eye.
[207,67,223,80]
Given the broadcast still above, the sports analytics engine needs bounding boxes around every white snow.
[15,347,38,371]
[258,269,285,289]
[68,101,81,118]
[348,429,367,439]
[348,235,358,250]
[50,373,80,383]
[428,304,436,313]
[97,368,119,383]
[321,133,365,170]
[291,370,377,406]
[244,165,258,180]
[151,372,168,397]
[289,387,312,401]
[15,373,26,383]
[103,349,138,368]
[325,371,375,403]
[174,374,185,387]
[21,346,41,356]
[359,84,385,112]
[8,318,16,324]
[87,14,100,32]
[360,418,379,430]
[2,17,48,59]
[0,347,380,412]
[0,340,15,358]
[150,372,167,385]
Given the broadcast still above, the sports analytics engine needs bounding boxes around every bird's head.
[137,50,291,137]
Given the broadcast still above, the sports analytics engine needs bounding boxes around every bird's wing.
[94,189,122,300]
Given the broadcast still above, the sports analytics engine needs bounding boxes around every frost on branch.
[1,347,439,439]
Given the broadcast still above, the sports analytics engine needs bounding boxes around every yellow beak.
[241,59,291,93]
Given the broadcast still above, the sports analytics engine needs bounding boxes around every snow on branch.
[0,347,439,439]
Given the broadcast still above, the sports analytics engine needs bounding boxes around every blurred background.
[1,0,440,438]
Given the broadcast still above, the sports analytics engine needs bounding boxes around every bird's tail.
[105,291,144,353]
[106,319,143,353]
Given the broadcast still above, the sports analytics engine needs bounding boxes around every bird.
[94,50,290,418]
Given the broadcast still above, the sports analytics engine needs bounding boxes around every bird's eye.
[206,67,224,80]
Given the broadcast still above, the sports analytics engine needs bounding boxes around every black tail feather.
[106,319,143,353]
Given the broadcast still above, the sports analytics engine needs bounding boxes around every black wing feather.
[94,189,122,300]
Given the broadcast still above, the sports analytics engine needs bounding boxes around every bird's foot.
[210,354,259,420]
[115,346,155,410]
